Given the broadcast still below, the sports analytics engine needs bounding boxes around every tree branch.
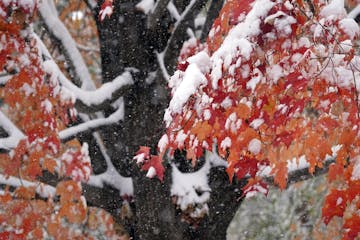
[59,100,125,141]
[163,0,208,74]
[34,33,134,113]
[0,111,25,150]
[0,173,55,198]
[38,0,96,90]
[200,0,224,41]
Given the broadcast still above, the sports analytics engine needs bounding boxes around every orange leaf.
[190,121,213,142]
[43,158,58,174]
[272,161,288,189]
[14,186,36,200]
[328,163,344,182]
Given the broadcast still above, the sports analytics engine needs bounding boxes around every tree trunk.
[91,1,244,239]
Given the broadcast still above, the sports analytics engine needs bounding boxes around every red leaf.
[234,155,258,180]
[99,0,113,21]
[322,189,347,224]
[273,131,294,148]
[242,178,268,197]
[141,155,165,181]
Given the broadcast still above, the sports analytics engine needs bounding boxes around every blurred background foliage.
[227,174,344,240]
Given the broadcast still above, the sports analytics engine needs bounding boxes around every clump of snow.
[248,138,261,155]
[158,134,168,153]
[320,0,346,18]
[220,137,232,150]
[41,99,53,113]
[167,62,207,115]
[339,18,360,40]
[210,0,275,89]
[351,157,360,181]
[250,118,264,129]
[136,0,155,14]
[187,51,211,73]
[146,166,157,178]
[267,64,284,84]
[134,153,146,164]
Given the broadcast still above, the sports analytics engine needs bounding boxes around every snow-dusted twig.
[156,51,170,81]
[0,174,56,198]
[0,111,25,150]
[38,0,96,90]
[167,1,181,21]
[59,99,125,141]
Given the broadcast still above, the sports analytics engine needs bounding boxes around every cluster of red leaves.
[148,0,360,238]
[134,146,165,181]
[0,3,121,238]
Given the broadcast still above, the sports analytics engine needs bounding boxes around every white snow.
[248,138,261,155]
[319,0,346,18]
[339,18,360,40]
[136,0,155,14]
[0,111,25,150]
[351,157,360,181]
[268,64,284,84]
[167,61,207,115]
[0,174,55,198]
[220,137,232,150]
[210,0,275,89]
[171,150,227,213]
[146,166,157,178]
[158,134,169,153]
[59,99,125,140]
[250,118,264,129]
[87,131,133,197]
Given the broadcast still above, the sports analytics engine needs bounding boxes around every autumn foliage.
[2,0,360,239]
[136,0,360,238]
[0,2,120,238]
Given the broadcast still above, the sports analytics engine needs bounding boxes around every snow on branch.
[0,174,55,198]
[59,98,125,141]
[35,34,133,111]
[348,4,360,19]
[57,70,133,110]
[0,111,25,150]
[38,0,96,90]
[163,0,208,73]
[171,150,227,217]
[87,131,133,196]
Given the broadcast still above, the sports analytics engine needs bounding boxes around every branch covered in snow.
[163,0,208,74]
[0,111,25,150]
[38,0,96,90]
[0,174,55,198]
[348,5,360,20]
[87,131,133,196]
[59,99,125,141]
[35,34,133,112]
[265,157,335,187]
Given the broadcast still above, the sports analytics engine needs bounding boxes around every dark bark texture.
[85,1,245,239]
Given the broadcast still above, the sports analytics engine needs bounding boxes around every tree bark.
[90,1,243,239]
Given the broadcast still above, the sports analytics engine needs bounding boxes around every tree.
[1,0,360,239]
